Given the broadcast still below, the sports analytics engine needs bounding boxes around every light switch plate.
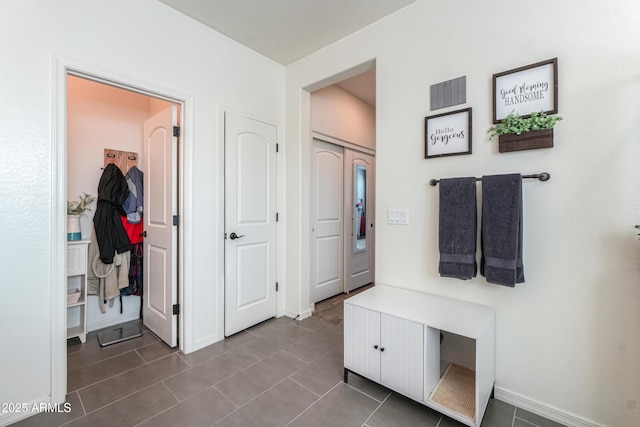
[387,209,409,225]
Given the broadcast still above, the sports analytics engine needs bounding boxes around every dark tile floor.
[15,291,566,427]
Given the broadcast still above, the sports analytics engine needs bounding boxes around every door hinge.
[276,143,279,153]
[173,304,180,315]
[276,282,279,292]
[173,215,180,226]
[173,126,181,137]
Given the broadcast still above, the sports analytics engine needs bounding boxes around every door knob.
[229,232,245,240]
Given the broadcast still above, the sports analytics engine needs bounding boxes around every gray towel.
[480,174,525,286]
[438,177,477,280]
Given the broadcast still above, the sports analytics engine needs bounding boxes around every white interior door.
[142,105,178,347]
[225,111,278,336]
[311,139,344,303]
[344,149,375,292]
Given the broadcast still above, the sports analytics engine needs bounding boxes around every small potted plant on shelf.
[488,110,563,153]
[67,192,95,241]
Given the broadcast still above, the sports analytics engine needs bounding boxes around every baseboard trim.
[87,313,140,333]
[192,333,223,353]
[284,308,312,320]
[494,386,604,427]
[298,308,313,320]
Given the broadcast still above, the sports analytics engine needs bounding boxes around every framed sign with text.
[425,107,472,159]
[493,58,558,123]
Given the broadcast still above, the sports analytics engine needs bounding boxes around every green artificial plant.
[67,192,96,215]
[488,110,563,139]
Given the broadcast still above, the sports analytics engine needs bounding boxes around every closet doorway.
[310,138,375,304]
[306,64,376,308]
[66,74,181,348]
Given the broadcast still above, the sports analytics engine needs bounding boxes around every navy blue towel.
[480,174,525,286]
[438,177,477,280]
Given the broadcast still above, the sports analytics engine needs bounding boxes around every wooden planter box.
[498,128,553,153]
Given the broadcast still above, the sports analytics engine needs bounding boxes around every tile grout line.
[174,350,194,368]
[286,375,325,399]
[284,337,343,363]
[196,332,262,365]
[67,346,147,374]
[212,351,311,409]
[511,405,518,427]
[132,381,184,427]
[67,330,157,372]
[76,354,189,415]
[175,345,236,368]
[59,391,87,427]
[211,376,305,424]
[71,351,177,395]
[244,320,295,339]
[75,390,87,417]
[360,391,391,427]
[281,347,316,365]
[160,379,182,405]
[284,380,344,427]
[168,344,269,399]
[206,351,274,390]
[133,348,144,363]
[207,388,241,426]
[212,383,242,410]
[513,416,540,427]
[344,381,390,404]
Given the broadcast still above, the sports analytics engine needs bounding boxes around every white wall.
[311,85,376,151]
[0,0,284,423]
[285,0,640,425]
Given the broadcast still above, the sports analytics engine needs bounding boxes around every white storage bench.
[343,285,495,426]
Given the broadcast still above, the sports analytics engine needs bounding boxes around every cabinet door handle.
[373,345,378,350]
[380,347,385,352]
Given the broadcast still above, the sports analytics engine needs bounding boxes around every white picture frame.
[493,58,558,123]
[425,108,472,159]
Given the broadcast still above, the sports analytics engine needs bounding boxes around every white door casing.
[143,105,178,347]
[344,149,375,292]
[224,111,278,336]
[311,139,344,303]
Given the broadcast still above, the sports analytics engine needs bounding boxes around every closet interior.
[66,75,175,345]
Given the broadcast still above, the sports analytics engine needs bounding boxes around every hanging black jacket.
[93,164,133,264]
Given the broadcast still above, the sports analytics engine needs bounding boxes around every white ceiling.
[157,0,418,106]
[336,68,376,106]
[157,0,418,65]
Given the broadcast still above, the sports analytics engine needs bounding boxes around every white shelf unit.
[344,285,495,427]
[67,240,90,343]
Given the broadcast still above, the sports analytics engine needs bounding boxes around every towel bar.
[430,172,550,186]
